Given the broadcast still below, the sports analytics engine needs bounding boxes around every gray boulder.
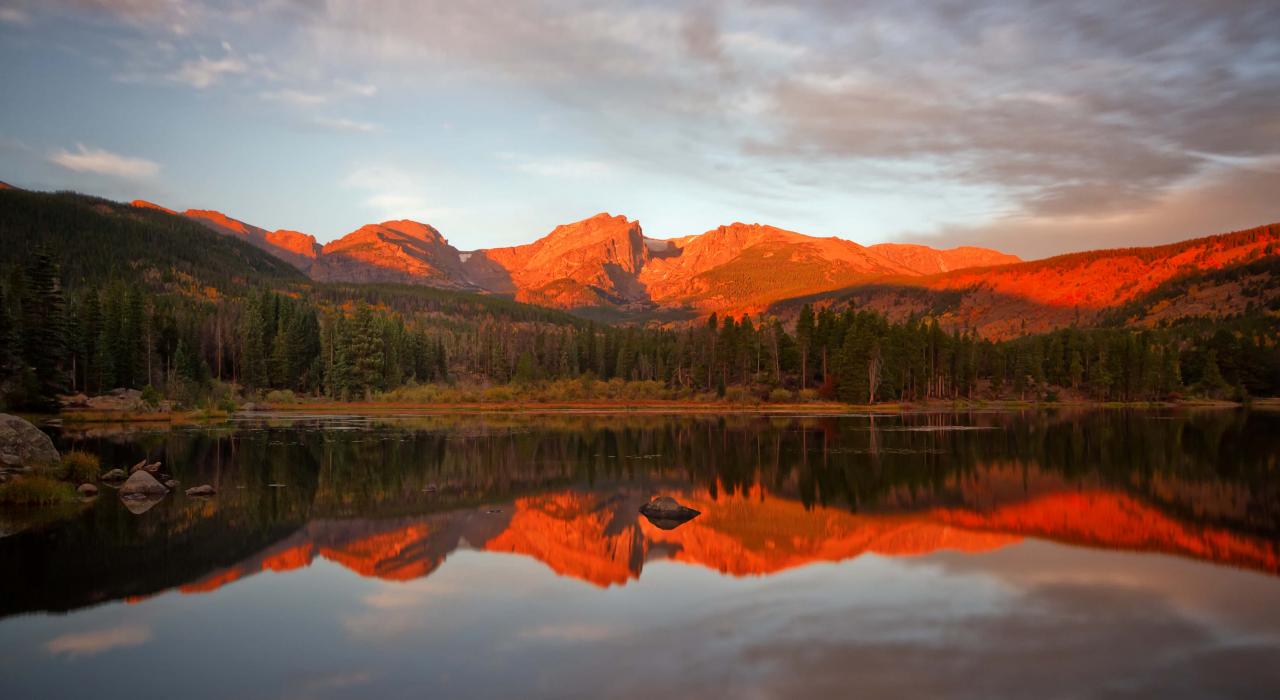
[185,485,217,497]
[118,470,169,498]
[0,414,60,468]
[101,468,127,481]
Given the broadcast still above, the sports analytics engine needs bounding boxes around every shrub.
[769,388,793,403]
[59,450,101,482]
[798,389,820,402]
[0,476,77,506]
[265,389,298,404]
[140,384,162,409]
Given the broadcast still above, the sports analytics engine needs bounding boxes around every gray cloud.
[14,0,1280,251]
[745,0,1280,221]
[904,166,1280,259]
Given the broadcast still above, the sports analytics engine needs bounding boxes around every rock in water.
[639,496,701,530]
[0,414,60,468]
[77,483,99,496]
[101,468,127,481]
[118,470,169,498]
[185,485,216,497]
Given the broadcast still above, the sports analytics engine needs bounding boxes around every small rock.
[424,484,438,493]
[639,496,701,530]
[119,470,169,498]
[164,479,178,489]
[130,459,148,473]
[101,468,127,481]
[487,508,503,514]
[77,483,99,496]
[185,484,217,497]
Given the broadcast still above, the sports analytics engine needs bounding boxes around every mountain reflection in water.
[3,409,1277,616]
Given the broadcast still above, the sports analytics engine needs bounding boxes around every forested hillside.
[0,188,305,292]
[772,223,1280,337]
[0,188,1277,410]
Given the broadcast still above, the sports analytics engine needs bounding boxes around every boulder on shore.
[638,496,701,530]
[0,414,60,468]
[185,485,217,497]
[118,470,168,498]
[130,460,161,474]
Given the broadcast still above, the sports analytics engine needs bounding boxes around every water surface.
[2,409,1279,699]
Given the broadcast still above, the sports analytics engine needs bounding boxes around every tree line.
[1,251,1277,411]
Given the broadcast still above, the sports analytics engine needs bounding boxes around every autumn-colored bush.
[59,450,101,482]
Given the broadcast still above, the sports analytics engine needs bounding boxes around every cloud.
[260,88,328,106]
[343,165,459,223]
[507,155,615,179]
[50,143,160,178]
[312,116,379,133]
[904,165,1280,259]
[20,0,1280,252]
[170,53,245,88]
[45,624,152,657]
[0,6,29,24]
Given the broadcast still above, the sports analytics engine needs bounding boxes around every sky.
[1,0,1278,258]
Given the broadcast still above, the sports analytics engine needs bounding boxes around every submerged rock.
[101,468,127,481]
[639,496,701,530]
[0,414,60,468]
[118,470,168,498]
[185,485,216,497]
[77,483,99,496]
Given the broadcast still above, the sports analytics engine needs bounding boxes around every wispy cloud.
[45,624,152,657]
[0,6,30,24]
[313,116,379,133]
[50,143,160,178]
[510,156,615,179]
[170,54,245,88]
[260,88,328,106]
[344,165,459,222]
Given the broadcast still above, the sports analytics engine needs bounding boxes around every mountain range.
[132,200,1017,314]
[129,197,1280,335]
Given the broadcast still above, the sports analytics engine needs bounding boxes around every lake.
[2,409,1279,699]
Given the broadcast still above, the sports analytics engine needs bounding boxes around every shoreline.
[45,397,1264,424]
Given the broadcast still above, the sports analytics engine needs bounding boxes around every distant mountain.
[773,223,1280,337]
[310,220,471,288]
[462,213,650,307]
[133,201,322,272]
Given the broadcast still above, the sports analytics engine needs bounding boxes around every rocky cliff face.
[309,220,472,287]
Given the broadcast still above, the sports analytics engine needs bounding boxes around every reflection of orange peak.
[319,524,443,581]
[934,490,1280,574]
[485,492,643,587]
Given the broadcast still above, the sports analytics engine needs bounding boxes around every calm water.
[2,409,1279,699]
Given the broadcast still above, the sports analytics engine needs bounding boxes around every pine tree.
[18,250,69,409]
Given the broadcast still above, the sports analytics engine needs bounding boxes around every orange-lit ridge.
[125,198,1280,335]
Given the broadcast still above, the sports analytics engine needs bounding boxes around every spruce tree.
[19,250,69,409]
